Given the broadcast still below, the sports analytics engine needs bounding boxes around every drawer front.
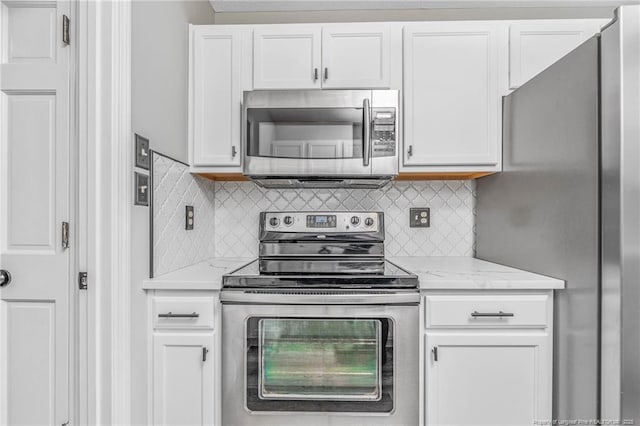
[153,296,215,330]
[425,295,549,328]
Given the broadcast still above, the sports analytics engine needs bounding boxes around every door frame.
[76,0,132,424]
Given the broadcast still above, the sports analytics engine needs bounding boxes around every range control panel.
[261,211,382,233]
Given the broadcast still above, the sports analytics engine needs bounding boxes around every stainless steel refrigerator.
[476,6,640,423]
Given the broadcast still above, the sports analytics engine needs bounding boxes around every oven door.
[242,90,397,179]
[222,303,419,426]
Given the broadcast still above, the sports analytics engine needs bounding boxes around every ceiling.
[210,0,638,12]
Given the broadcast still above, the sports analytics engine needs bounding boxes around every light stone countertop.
[142,257,252,291]
[142,256,564,291]
[388,256,565,290]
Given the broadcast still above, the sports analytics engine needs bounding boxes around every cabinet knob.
[232,146,237,158]
[314,68,319,81]
[324,67,328,80]
[408,145,413,158]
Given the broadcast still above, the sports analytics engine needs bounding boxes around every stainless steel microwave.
[242,90,399,188]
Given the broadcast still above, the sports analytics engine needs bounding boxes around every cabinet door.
[153,334,214,426]
[425,332,551,426]
[321,24,390,88]
[253,25,321,89]
[509,20,604,89]
[403,23,505,168]
[190,26,246,168]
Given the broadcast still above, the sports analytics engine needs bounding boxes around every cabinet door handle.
[202,347,209,362]
[324,67,328,80]
[407,145,413,158]
[314,68,319,81]
[232,146,237,158]
[158,312,199,318]
[432,346,438,362]
[470,310,514,318]
[0,269,11,287]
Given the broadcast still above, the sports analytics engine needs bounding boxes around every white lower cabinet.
[150,292,218,426]
[153,334,214,426]
[424,293,553,426]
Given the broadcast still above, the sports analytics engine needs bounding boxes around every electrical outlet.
[135,134,150,170]
[185,206,194,230]
[134,172,149,206]
[410,208,430,227]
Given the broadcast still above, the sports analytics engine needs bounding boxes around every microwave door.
[244,100,374,177]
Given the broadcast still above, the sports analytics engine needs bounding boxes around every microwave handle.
[363,98,371,167]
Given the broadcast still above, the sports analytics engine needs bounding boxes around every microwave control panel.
[371,108,396,157]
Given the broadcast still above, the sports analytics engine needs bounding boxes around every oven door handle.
[363,98,371,167]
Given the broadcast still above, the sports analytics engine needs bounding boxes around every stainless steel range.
[221,211,419,426]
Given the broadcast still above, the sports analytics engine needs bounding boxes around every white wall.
[132,0,216,163]
[131,2,215,425]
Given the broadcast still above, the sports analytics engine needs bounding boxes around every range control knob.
[283,216,294,226]
[364,217,375,227]
[350,216,361,226]
[269,217,280,227]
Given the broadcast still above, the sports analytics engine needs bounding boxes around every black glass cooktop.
[222,259,418,289]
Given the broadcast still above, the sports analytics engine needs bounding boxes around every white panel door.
[253,25,321,89]
[0,1,72,425]
[153,334,214,426]
[321,24,390,88]
[509,20,604,89]
[403,23,505,168]
[190,26,245,168]
[425,332,552,426]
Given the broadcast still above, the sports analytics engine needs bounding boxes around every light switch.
[134,172,149,206]
[409,207,430,228]
[135,134,150,170]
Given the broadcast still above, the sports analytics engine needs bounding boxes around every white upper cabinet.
[253,23,391,90]
[321,24,390,88]
[189,25,250,170]
[188,19,604,173]
[403,22,506,169]
[509,20,607,89]
[253,25,321,89]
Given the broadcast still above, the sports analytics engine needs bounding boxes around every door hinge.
[432,346,438,362]
[202,347,208,362]
[78,272,87,290]
[62,15,70,45]
[62,222,69,249]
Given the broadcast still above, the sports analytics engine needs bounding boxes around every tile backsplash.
[152,154,476,275]
[151,153,216,277]
[214,180,475,258]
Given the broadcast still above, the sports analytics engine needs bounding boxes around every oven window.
[259,319,381,401]
[246,108,364,159]
[246,316,394,413]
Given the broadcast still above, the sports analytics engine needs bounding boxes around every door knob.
[0,270,12,287]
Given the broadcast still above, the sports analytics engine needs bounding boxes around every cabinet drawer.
[152,296,215,330]
[425,295,549,328]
